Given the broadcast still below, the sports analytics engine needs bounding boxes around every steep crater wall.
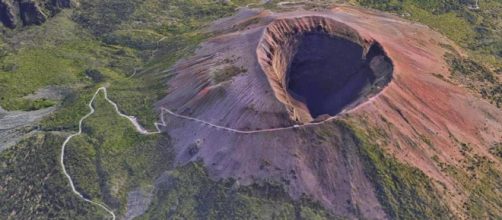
[257,16,393,123]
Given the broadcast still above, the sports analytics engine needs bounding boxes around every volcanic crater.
[158,7,502,219]
[257,16,393,123]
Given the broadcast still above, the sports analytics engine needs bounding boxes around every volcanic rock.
[0,0,16,28]
[0,0,78,28]
[257,15,393,122]
[157,6,502,219]
[19,0,47,26]
[50,0,76,9]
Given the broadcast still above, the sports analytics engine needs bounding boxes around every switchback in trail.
[60,86,343,219]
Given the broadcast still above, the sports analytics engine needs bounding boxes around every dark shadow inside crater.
[286,32,393,119]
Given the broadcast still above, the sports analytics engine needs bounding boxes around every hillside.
[0,0,501,219]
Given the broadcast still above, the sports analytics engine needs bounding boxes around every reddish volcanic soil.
[156,6,502,219]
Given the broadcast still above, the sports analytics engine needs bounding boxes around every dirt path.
[60,88,117,220]
[60,85,338,219]
[61,53,376,218]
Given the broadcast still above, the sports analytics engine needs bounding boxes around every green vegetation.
[358,0,502,67]
[339,121,452,219]
[0,133,104,219]
[84,69,106,83]
[465,167,502,218]
[0,11,139,112]
[342,118,502,218]
[490,143,502,159]
[211,65,247,84]
[358,0,502,110]
[64,92,172,214]
[0,45,84,110]
[138,162,334,219]
[4,98,57,111]
[445,52,501,107]
[0,0,267,218]
[440,144,502,218]
[0,0,500,219]
[73,0,258,128]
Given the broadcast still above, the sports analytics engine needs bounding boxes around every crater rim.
[256,15,394,123]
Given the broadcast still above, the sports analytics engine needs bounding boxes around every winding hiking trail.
[60,88,117,220]
[60,85,354,219]
[60,87,164,220]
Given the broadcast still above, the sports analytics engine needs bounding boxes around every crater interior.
[257,16,393,123]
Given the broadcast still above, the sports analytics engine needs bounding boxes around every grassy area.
[358,0,502,68]
[339,117,502,218]
[64,92,171,214]
[0,11,141,112]
[338,120,452,218]
[445,52,501,107]
[137,162,334,219]
[440,149,502,218]
[0,45,84,110]
[0,133,105,219]
[71,0,258,129]
[465,167,502,218]
[403,4,475,43]
[1,0,500,219]
[0,0,261,218]
[357,0,502,111]
[211,65,247,84]
[490,143,502,159]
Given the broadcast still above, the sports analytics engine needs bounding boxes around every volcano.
[157,6,502,219]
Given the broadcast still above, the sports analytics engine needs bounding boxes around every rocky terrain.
[0,106,53,150]
[0,86,68,150]
[257,15,393,121]
[0,0,76,28]
[0,0,501,219]
[158,6,502,218]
